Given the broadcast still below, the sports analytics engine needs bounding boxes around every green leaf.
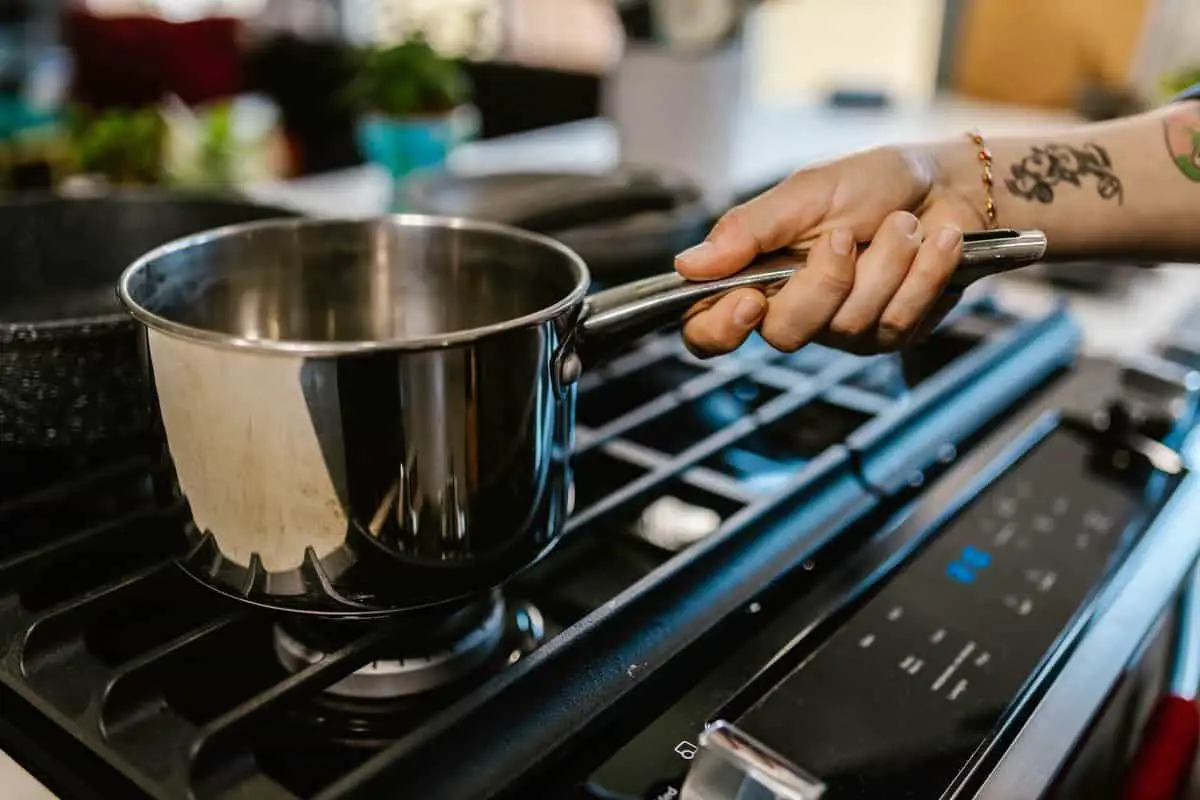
[345,36,472,117]
[66,104,165,183]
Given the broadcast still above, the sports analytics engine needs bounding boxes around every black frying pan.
[0,191,299,451]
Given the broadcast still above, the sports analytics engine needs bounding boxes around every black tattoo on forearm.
[1004,142,1123,205]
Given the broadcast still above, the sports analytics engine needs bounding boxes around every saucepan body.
[119,216,593,616]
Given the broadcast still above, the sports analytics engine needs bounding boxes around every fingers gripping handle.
[577,228,1047,350]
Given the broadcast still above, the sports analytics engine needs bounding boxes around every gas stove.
[2,292,1198,799]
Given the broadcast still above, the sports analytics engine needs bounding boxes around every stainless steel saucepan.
[117,216,1046,616]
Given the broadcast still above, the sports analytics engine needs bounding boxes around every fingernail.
[676,241,714,268]
[734,295,765,328]
[937,225,963,251]
[830,228,854,256]
[893,212,920,238]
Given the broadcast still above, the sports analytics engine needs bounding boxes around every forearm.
[935,101,1200,261]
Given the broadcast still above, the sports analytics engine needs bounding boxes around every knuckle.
[917,247,959,278]
[876,317,911,348]
[907,257,944,282]
[828,314,868,340]
[878,211,923,247]
[712,206,750,238]
[887,209,920,226]
[822,331,871,355]
[783,165,818,186]
[761,327,804,354]
[682,321,725,359]
[813,260,855,297]
[683,335,722,359]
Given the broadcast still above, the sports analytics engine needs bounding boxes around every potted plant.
[347,35,478,195]
[65,105,167,186]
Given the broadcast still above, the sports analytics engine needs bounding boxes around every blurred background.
[0,0,1192,317]
[1,0,1198,195]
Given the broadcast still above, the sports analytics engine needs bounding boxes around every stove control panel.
[588,409,1184,799]
[684,419,1177,799]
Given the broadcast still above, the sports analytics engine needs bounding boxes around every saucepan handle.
[574,228,1047,357]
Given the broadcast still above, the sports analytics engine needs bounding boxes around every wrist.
[928,136,997,230]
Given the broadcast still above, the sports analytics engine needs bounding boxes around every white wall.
[748,0,947,106]
[1129,0,1200,98]
[339,0,504,57]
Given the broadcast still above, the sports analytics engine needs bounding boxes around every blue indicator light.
[960,545,992,569]
[946,562,976,584]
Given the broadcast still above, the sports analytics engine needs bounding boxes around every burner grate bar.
[681,466,761,504]
[573,425,599,450]
[187,618,425,793]
[17,561,176,677]
[575,351,780,454]
[0,503,186,594]
[821,384,895,416]
[596,438,674,471]
[599,438,757,503]
[0,660,179,800]
[746,365,818,392]
[576,335,680,392]
[0,457,152,521]
[4,609,255,799]
[100,612,249,741]
[748,364,895,416]
[567,354,875,531]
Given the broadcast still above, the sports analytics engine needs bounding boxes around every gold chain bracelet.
[965,130,997,229]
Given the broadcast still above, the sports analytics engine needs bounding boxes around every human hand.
[676,144,987,356]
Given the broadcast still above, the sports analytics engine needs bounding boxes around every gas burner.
[280,600,549,749]
[273,594,544,700]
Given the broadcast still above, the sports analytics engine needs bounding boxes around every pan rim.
[0,310,131,336]
[0,189,300,333]
[117,213,592,356]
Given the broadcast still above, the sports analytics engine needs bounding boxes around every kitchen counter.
[0,752,55,800]
[990,265,1200,360]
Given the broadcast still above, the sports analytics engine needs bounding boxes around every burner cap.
[273,597,507,699]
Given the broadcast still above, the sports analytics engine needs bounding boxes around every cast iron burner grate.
[0,296,1071,798]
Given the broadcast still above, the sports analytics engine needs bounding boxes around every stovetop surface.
[0,296,1097,799]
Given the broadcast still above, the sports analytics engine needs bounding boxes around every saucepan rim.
[117,213,592,357]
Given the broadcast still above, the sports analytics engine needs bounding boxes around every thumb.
[675,172,832,280]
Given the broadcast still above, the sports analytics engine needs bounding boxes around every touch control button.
[1003,594,1035,616]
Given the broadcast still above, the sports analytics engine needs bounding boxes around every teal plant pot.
[356,105,479,203]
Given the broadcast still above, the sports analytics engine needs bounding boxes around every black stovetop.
[0,296,1097,799]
